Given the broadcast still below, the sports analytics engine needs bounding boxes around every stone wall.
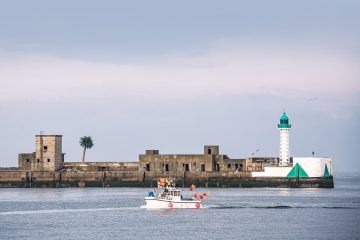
[18,153,36,171]
[0,171,334,188]
[62,162,139,172]
[139,145,244,173]
[244,157,279,172]
[139,153,215,173]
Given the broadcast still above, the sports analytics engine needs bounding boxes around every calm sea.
[1,173,359,240]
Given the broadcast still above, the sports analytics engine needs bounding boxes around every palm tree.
[80,136,94,163]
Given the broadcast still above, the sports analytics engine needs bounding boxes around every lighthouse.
[278,112,291,166]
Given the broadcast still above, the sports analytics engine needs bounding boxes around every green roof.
[280,112,289,120]
[278,112,291,128]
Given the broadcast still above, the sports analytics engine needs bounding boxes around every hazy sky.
[0,0,359,172]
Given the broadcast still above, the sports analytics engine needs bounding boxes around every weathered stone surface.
[19,135,63,171]
[0,171,334,188]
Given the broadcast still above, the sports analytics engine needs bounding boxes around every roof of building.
[278,112,291,128]
[35,135,62,137]
[280,112,289,120]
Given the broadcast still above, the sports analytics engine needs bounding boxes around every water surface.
[1,174,359,240]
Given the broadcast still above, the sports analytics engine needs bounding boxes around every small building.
[139,145,246,173]
[244,157,279,172]
[18,135,65,171]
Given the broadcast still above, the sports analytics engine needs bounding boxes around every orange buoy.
[168,202,173,208]
[195,203,201,209]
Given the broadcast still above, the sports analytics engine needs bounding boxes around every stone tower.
[278,112,291,167]
[34,135,63,171]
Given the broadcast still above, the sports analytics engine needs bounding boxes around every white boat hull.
[143,197,202,209]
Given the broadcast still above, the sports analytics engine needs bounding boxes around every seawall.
[0,171,334,188]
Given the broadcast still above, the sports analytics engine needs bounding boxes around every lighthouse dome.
[280,112,289,120]
[278,112,291,128]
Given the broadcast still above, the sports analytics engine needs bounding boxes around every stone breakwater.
[0,171,334,188]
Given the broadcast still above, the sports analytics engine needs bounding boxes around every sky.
[0,0,359,172]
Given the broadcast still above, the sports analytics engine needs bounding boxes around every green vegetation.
[79,136,94,163]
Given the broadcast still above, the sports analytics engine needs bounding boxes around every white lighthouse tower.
[278,112,291,166]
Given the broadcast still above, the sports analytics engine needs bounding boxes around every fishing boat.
[142,179,208,209]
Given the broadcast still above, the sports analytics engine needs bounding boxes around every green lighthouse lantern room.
[278,112,291,129]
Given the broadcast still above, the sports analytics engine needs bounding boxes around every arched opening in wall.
[47,159,50,162]
[26,159,30,163]
[37,159,40,163]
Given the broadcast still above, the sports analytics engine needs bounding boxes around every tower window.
[37,159,40,162]
[184,164,190,172]
[26,159,30,163]
[47,159,50,162]
[227,164,231,168]
[201,164,205,172]
[43,146,48,152]
[208,148,211,154]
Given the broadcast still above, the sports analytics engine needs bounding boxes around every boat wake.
[200,205,359,209]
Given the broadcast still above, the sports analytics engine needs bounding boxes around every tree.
[79,136,94,163]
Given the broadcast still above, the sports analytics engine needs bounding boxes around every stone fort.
[17,134,278,173]
[2,112,334,188]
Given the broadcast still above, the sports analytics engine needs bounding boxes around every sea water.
[0,173,359,240]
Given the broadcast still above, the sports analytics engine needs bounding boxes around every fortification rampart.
[0,170,334,188]
[2,134,334,188]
